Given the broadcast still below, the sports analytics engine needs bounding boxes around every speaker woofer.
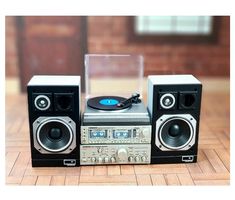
[156,114,196,151]
[33,117,76,154]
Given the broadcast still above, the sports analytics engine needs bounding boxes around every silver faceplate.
[83,102,150,124]
[81,125,151,144]
[80,144,151,165]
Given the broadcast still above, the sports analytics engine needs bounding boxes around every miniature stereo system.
[27,63,202,167]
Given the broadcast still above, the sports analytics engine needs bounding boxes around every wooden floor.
[5,78,230,185]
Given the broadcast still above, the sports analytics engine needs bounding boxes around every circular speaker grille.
[160,93,176,109]
[159,117,193,150]
[36,119,73,152]
[34,95,51,111]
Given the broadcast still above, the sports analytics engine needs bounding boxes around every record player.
[83,93,150,125]
[80,54,151,165]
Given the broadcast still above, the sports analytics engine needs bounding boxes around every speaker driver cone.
[159,117,193,150]
[36,119,73,153]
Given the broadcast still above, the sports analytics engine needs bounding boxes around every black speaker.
[147,75,202,164]
[27,75,81,167]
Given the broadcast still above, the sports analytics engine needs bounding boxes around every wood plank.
[6,176,23,185]
[134,164,188,174]
[79,182,137,186]
[50,176,65,185]
[6,146,30,152]
[5,152,19,176]
[215,131,230,149]
[203,149,228,173]
[6,140,30,147]
[199,144,225,149]
[214,148,230,171]
[25,165,80,176]
[7,117,24,135]
[197,150,215,173]
[94,166,107,176]
[151,174,167,185]
[10,152,30,176]
[136,174,152,185]
[194,180,230,185]
[186,163,202,174]
[21,176,37,185]
[18,117,30,133]
[80,175,136,184]
[191,173,230,180]
[121,165,135,175]
[165,174,180,185]
[80,166,94,176]
[198,138,221,145]
[36,176,52,185]
[107,165,121,175]
[177,173,194,185]
[65,176,79,185]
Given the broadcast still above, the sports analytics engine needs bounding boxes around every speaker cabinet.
[27,75,81,167]
[147,75,202,164]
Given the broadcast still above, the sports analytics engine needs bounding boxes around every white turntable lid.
[85,54,144,99]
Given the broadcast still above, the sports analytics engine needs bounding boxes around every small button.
[91,157,96,162]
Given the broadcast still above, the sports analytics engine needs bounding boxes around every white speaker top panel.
[28,75,81,86]
[148,75,201,85]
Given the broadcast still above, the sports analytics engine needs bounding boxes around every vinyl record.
[87,96,131,111]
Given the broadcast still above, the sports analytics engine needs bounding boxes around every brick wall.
[6,17,19,77]
[88,16,230,76]
[6,16,229,77]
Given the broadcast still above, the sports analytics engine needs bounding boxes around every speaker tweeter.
[159,92,177,109]
[33,93,52,111]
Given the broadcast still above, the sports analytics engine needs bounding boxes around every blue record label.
[99,98,119,106]
[87,96,130,111]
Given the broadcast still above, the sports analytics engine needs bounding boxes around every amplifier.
[80,144,151,165]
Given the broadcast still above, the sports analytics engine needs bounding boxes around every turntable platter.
[87,96,131,111]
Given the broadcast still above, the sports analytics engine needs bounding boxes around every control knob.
[142,128,149,137]
[117,148,128,161]
[128,156,134,162]
[135,156,140,162]
[141,156,147,162]
[104,157,109,163]
[98,157,103,163]
[110,157,116,163]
